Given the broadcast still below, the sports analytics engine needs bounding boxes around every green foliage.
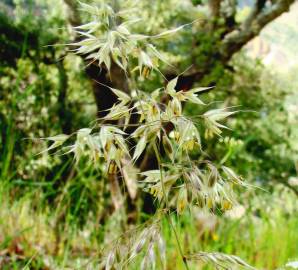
[208,56,297,187]
[0,0,297,269]
[34,2,257,269]
[0,183,296,269]
[163,185,298,270]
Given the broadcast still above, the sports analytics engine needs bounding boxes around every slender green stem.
[153,143,190,270]
[220,147,233,165]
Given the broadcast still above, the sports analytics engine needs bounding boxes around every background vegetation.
[0,0,297,269]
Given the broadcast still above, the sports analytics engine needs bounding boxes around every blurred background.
[0,0,297,269]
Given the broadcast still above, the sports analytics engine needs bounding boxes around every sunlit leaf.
[133,136,147,162]
[166,77,178,96]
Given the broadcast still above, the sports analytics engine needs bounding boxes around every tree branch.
[243,0,267,29]
[275,178,298,197]
[221,0,238,35]
[209,0,222,18]
[63,0,81,26]
[220,0,295,61]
